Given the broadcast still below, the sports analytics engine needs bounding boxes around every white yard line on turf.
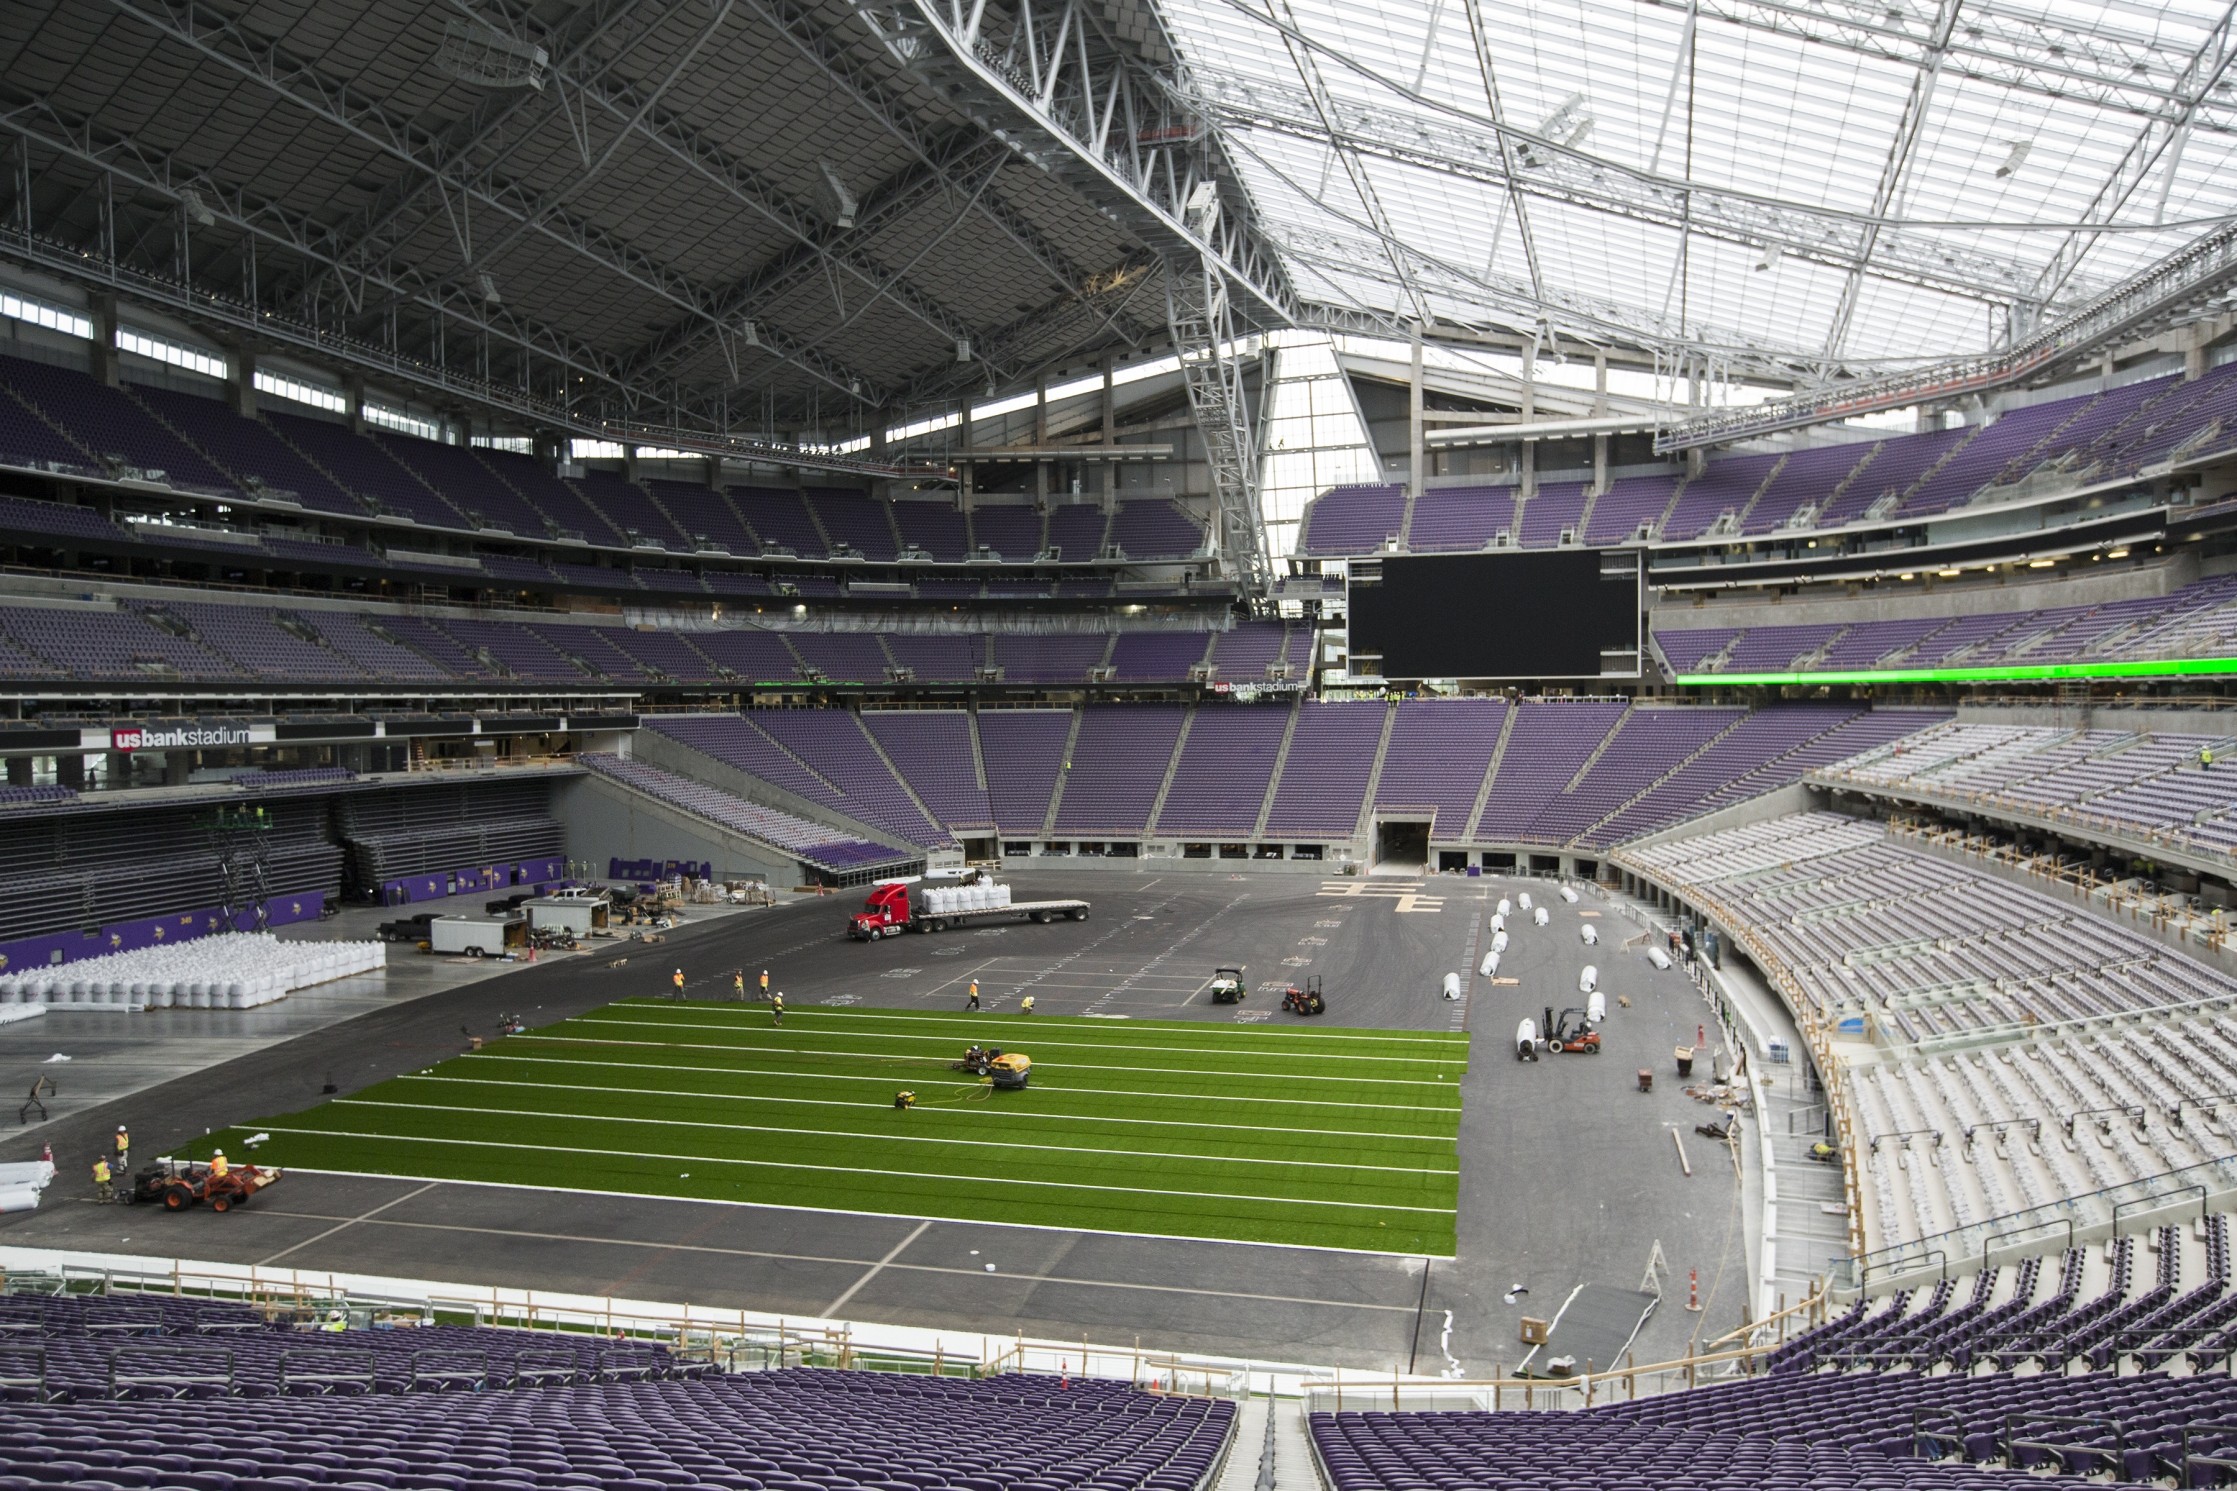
[464,1052,1463,1115]
[406,1073,1459,1138]
[258,1128,1456,1214]
[337,1097,1456,1176]
[518,1033,1463,1087]
[609,1003,1464,1048]
[570,1019,1463,1065]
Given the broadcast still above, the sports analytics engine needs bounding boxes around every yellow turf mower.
[954,1044,1033,1089]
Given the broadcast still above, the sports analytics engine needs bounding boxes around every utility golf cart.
[1208,967,1248,1004]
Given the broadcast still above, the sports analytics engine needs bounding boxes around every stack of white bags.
[922,881,1012,917]
[0,932,385,1011]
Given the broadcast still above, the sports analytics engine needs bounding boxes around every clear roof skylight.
[1153,0,2237,375]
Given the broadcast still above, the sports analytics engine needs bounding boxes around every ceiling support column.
[1409,323,1426,498]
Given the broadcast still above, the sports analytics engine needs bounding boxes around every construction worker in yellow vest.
[967,979,980,1011]
[672,968,686,997]
[92,1156,113,1204]
[114,1125,130,1171]
[209,1150,229,1180]
[1019,996,1036,1015]
[733,970,746,1000]
[760,969,769,996]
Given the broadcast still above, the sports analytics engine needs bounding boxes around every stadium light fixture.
[1994,141,2032,179]
[1754,244,1779,273]
[177,188,215,228]
[955,338,972,364]
[477,271,502,305]
[816,163,859,230]
[434,15,549,89]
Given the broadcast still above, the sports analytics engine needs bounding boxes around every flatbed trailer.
[847,876,1089,939]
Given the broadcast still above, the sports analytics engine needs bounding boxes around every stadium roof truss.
[1146,0,2237,384]
[5,0,2237,472]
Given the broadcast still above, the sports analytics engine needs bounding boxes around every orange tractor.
[126,1157,282,1213]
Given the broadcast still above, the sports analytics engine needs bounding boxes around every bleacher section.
[0,1290,690,1401]
[1656,573,2237,677]
[335,778,564,901]
[0,797,341,962]
[1819,717,2237,865]
[3,1360,1230,1491]
[1292,358,2237,559]
[0,597,1315,693]
[581,754,913,875]
[1619,812,2237,1255]
[627,703,1942,858]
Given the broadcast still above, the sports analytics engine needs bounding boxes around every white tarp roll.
[1560,886,1580,904]
[1587,990,1606,1024]
[1646,946,1673,970]
[1479,950,1500,977]
[1497,899,1512,917]
[1579,965,1598,995]
[1442,972,1461,1001]
[1489,914,1505,933]
[0,1185,40,1214]
[1581,924,1599,946]
[1515,1019,1537,1058]
[0,1160,54,1190]
[1534,906,1550,927]
[1518,893,1533,911]
[1491,930,1509,954]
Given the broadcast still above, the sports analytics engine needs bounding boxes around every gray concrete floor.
[0,887,762,1142]
[0,865,1753,1375]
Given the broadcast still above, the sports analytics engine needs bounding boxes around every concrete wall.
[1651,556,2198,634]
[555,775,797,885]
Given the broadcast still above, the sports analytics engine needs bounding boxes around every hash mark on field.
[1315,920,1344,929]
[880,968,921,979]
[1299,937,1327,947]
[1233,1010,1270,1023]
[1282,956,1312,967]
[820,994,862,1006]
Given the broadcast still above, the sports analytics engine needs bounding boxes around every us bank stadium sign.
[109,723,275,752]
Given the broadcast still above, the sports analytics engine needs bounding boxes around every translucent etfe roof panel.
[1156,0,2237,370]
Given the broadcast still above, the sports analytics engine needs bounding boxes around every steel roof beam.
[670,0,1157,351]
[1690,0,2237,134]
[1266,0,1430,325]
[2026,0,2237,316]
[1270,217,1836,383]
[311,0,652,308]
[0,96,628,396]
[103,0,886,406]
[1185,74,2071,310]
[845,0,1300,328]
[443,0,1005,389]
[1655,213,2237,450]
[1817,0,1961,362]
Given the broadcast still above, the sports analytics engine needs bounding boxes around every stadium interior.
[8,0,2237,1484]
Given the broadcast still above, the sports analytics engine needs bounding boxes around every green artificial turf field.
[209,1001,1470,1254]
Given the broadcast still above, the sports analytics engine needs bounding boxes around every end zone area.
[209,1003,1467,1255]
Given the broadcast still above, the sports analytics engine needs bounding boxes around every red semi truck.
[846,873,1090,939]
